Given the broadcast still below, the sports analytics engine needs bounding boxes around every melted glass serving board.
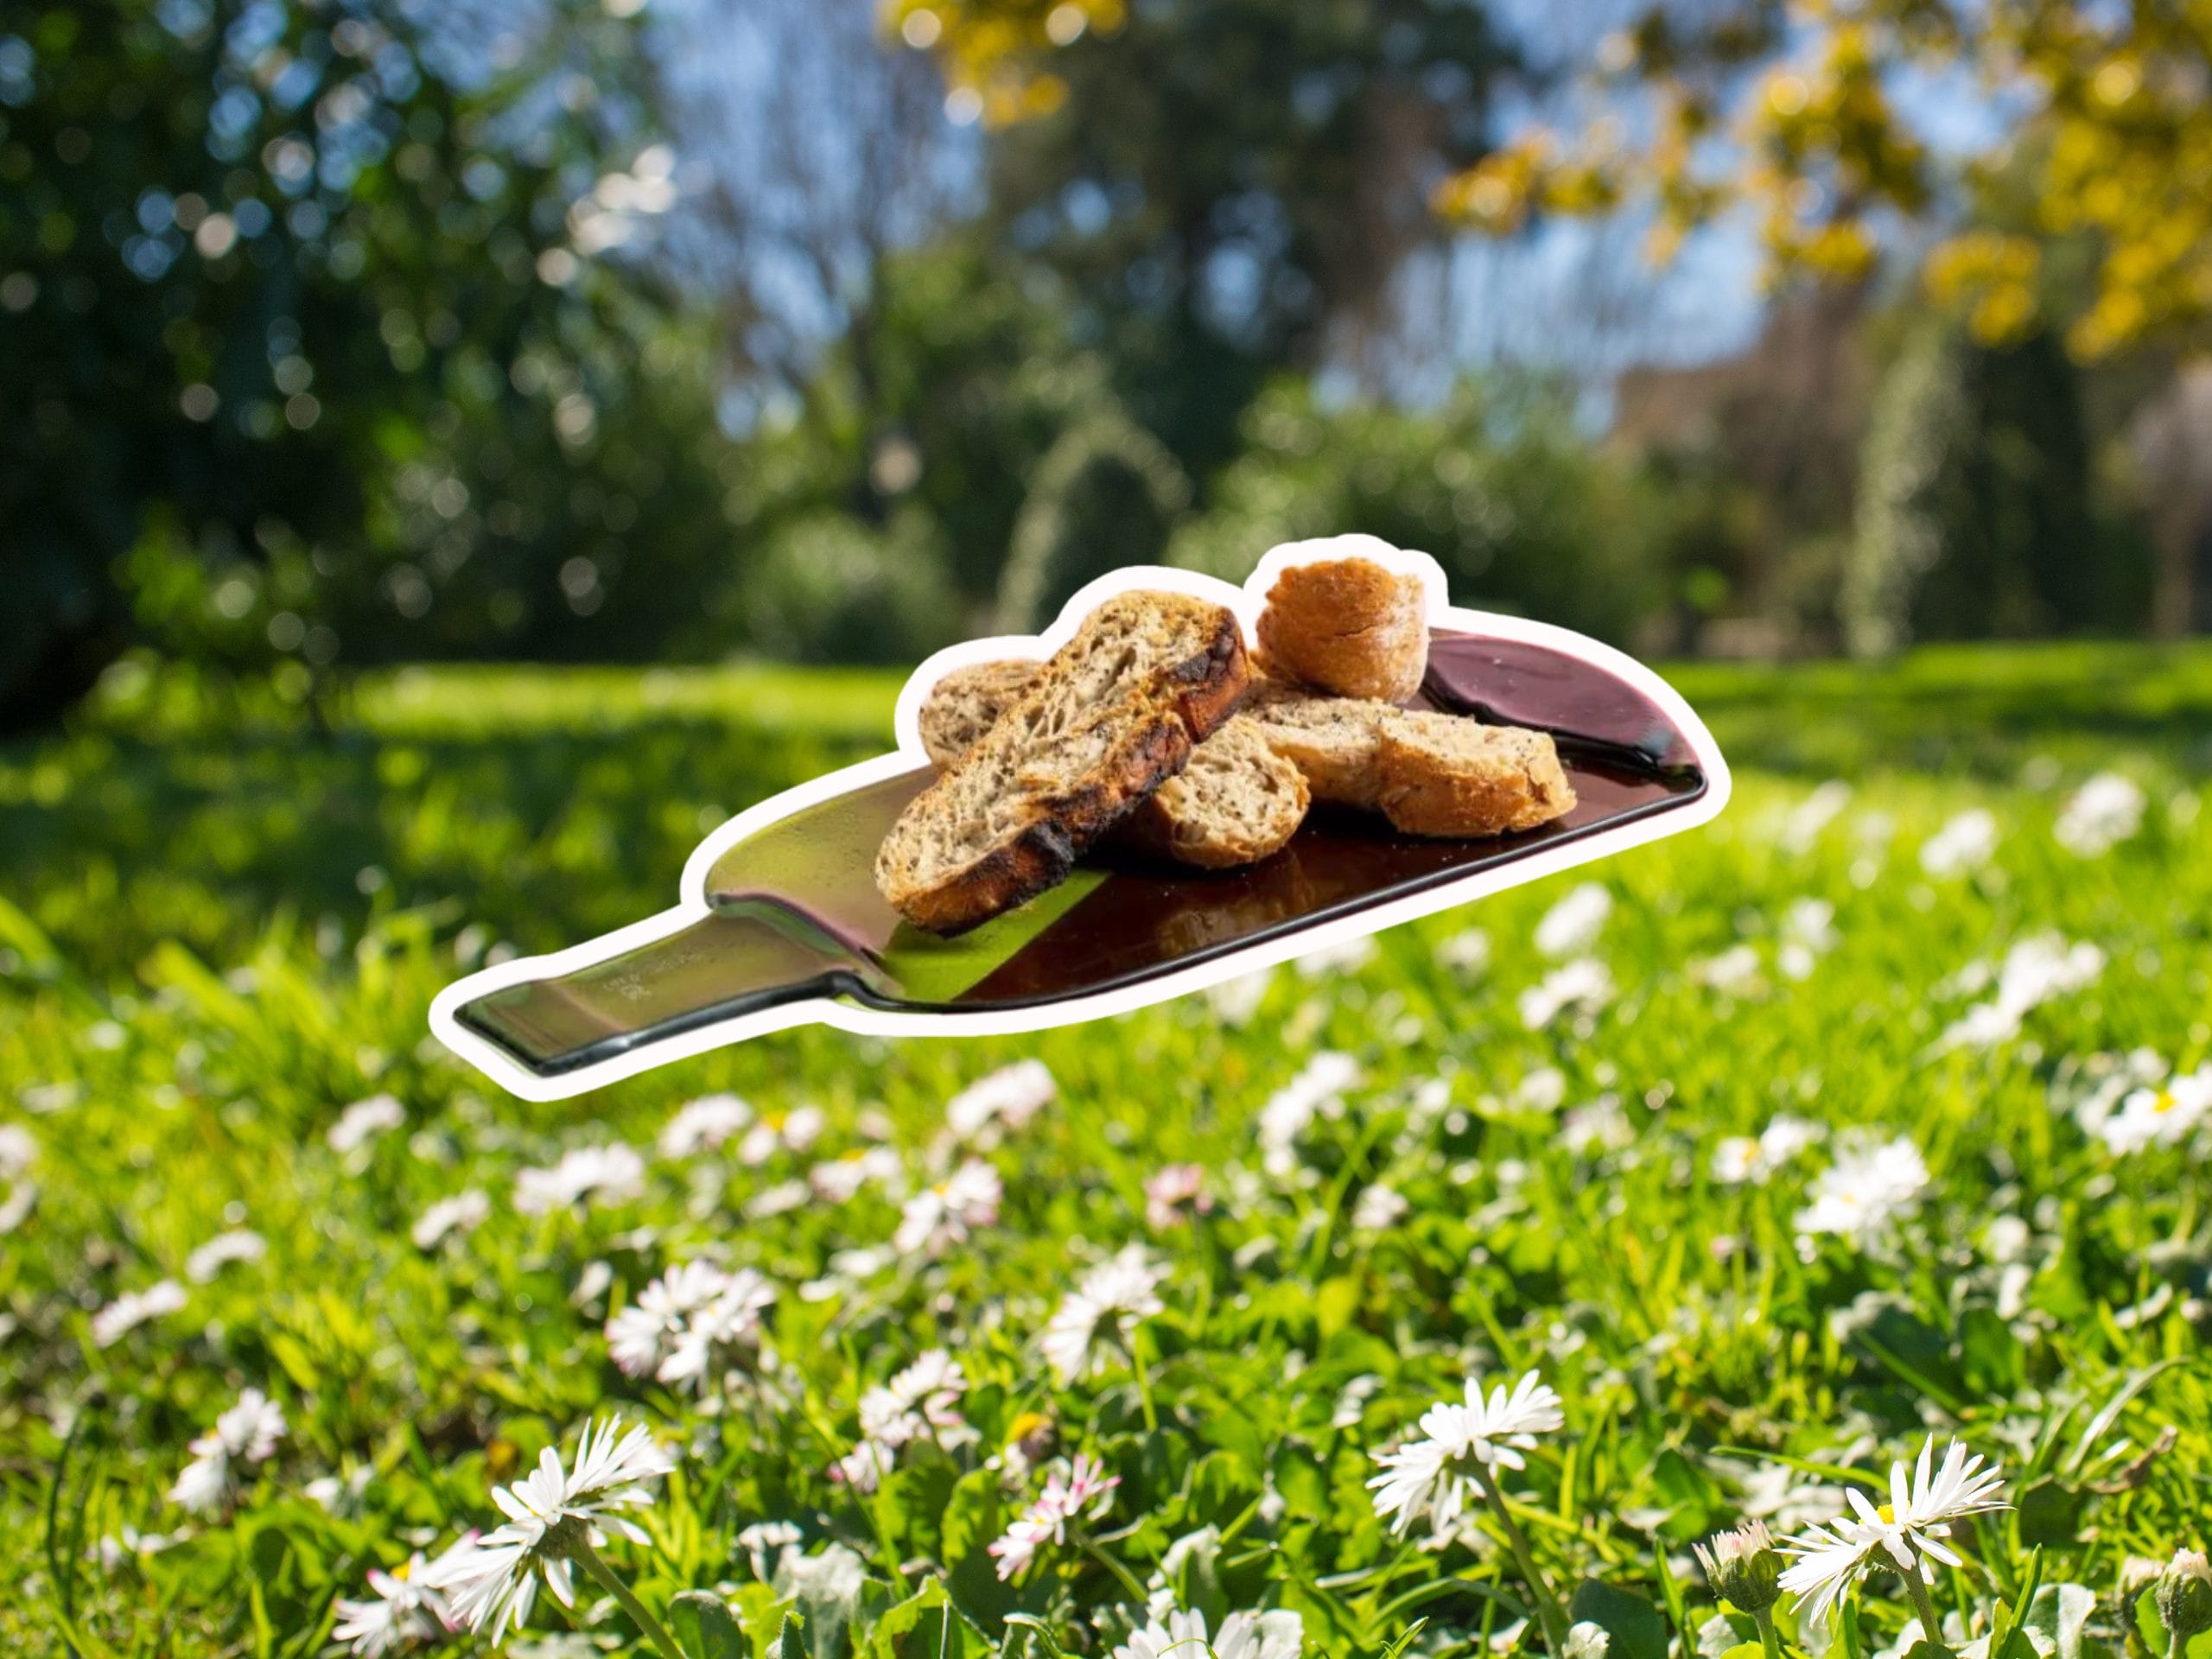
[433,563,1729,1103]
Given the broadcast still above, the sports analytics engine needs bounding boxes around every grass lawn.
[2,643,2208,1659]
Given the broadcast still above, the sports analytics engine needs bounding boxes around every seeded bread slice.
[917,659,1042,767]
[876,592,1249,932]
[1240,681,1395,810]
[1120,715,1311,869]
[1373,709,1576,838]
[1255,556,1430,702]
[919,662,1308,870]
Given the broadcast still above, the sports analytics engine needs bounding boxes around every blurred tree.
[1609,284,1873,653]
[1845,319,2136,654]
[888,0,1512,476]
[995,406,1191,629]
[742,506,963,664]
[0,0,734,729]
[723,238,1128,631]
[1168,379,1661,645]
[1423,4,2212,634]
[656,0,965,448]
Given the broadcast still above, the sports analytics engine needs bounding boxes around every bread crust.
[876,593,1249,932]
[1373,710,1576,838]
[1255,557,1430,702]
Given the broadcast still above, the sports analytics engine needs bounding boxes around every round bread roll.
[1255,556,1430,703]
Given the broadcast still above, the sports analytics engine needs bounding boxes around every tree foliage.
[1845,320,2139,654]
[889,0,1511,471]
[1428,3,2212,361]
[995,407,1191,630]
[1167,381,1662,645]
[0,0,735,728]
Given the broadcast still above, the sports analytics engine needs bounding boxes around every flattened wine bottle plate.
[432,544,1732,1099]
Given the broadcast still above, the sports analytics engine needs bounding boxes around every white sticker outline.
[429,538,1732,1100]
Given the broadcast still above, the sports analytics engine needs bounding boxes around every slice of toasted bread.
[1373,709,1576,837]
[1240,681,1395,810]
[1120,715,1311,869]
[1255,556,1430,702]
[917,659,1043,767]
[919,658,1304,871]
[876,592,1249,932]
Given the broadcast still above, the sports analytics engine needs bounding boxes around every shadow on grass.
[0,711,888,980]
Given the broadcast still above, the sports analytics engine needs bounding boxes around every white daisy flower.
[745,1179,812,1220]
[1778,1437,2008,1627]
[1352,1183,1408,1233]
[1919,809,1999,878]
[859,1348,974,1451]
[988,1452,1121,1580]
[1438,927,1492,975]
[1535,883,1611,958]
[1934,934,2104,1053]
[1781,780,1853,854]
[737,1519,802,1580]
[657,1092,753,1158]
[1515,1067,1568,1114]
[893,1160,1002,1255]
[0,1176,36,1235]
[411,1189,491,1250]
[1712,1116,1823,1185]
[333,1537,476,1656]
[1695,944,1764,996]
[1783,898,1840,956]
[736,1106,825,1167]
[570,1260,614,1310]
[0,1123,35,1179]
[987,1514,1052,1580]
[1258,1052,1357,1173]
[1560,1099,1632,1158]
[306,1465,374,1515]
[92,1279,188,1347]
[1519,959,1614,1031]
[95,1526,175,1571]
[808,1146,902,1205]
[2055,772,2145,858]
[0,1127,35,1236]
[834,1438,898,1494]
[513,1143,646,1214]
[1794,1135,1929,1243]
[328,1094,406,1154]
[429,1417,675,1640]
[170,1388,286,1514]
[945,1059,1056,1143]
[185,1229,266,1283]
[1114,1607,1304,1659]
[1041,1247,1166,1382]
[604,1261,775,1390]
[2097,1065,2212,1154]
[1367,1370,1565,1536]
[1144,1164,1210,1230]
